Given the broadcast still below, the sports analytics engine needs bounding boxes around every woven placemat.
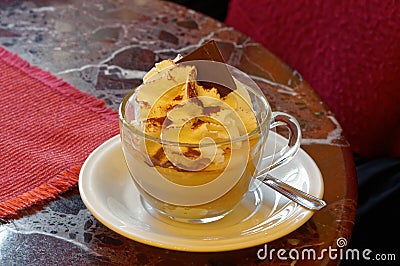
[0,46,119,219]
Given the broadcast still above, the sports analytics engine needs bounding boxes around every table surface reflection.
[0,1,357,265]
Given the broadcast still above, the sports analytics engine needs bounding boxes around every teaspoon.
[258,173,327,210]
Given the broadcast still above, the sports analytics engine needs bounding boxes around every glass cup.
[118,61,301,223]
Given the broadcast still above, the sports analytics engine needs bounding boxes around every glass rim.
[118,83,272,147]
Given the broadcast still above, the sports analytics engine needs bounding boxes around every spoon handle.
[260,174,327,211]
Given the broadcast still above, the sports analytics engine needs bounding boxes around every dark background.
[167,0,229,22]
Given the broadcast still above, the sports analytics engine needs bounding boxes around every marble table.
[0,0,357,265]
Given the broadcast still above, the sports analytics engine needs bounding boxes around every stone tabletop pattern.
[0,1,357,265]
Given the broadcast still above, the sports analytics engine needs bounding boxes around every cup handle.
[257,111,302,176]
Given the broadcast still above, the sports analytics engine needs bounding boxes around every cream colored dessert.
[122,56,261,220]
[131,58,258,183]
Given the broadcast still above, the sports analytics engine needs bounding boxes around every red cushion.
[226,0,400,158]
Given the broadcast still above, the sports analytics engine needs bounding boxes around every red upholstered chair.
[225,0,400,158]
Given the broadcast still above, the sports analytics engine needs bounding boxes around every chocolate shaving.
[191,118,205,129]
[178,40,226,62]
[146,117,165,127]
[173,95,183,101]
[149,147,172,168]
[177,40,236,97]
[145,116,173,131]
[186,80,198,98]
[183,147,201,159]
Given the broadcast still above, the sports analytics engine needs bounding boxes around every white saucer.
[79,134,324,252]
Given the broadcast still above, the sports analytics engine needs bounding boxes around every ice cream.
[128,54,258,185]
[120,41,263,221]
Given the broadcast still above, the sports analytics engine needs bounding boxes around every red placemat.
[0,46,120,219]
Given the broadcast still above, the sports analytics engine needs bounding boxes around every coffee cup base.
[140,196,233,224]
